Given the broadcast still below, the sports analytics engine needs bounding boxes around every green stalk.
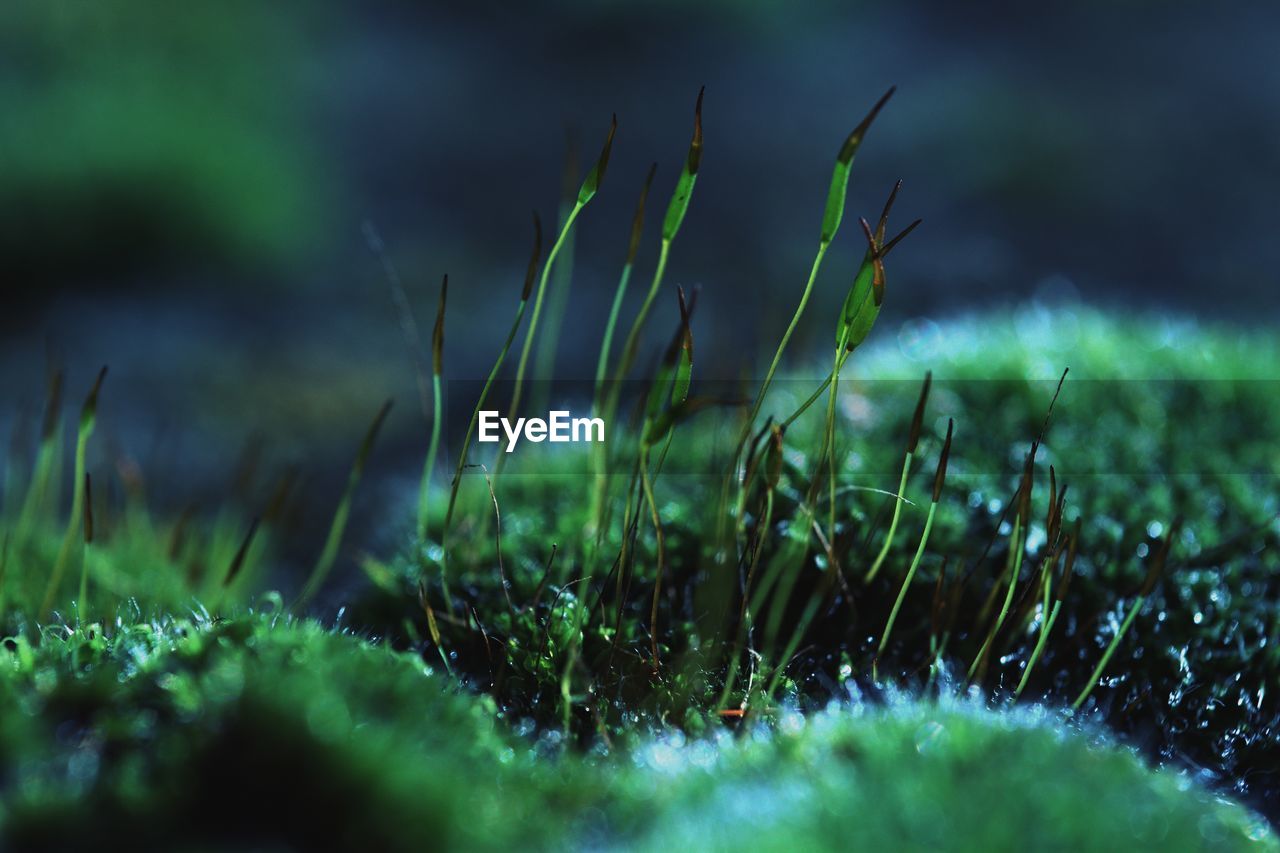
[419,276,448,541]
[1072,594,1145,711]
[509,115,616,424]
[1072,521,1177,710]
[296,400,392,608]
[875,502,936,674]
[717,487,774,711]
[589,164,658,547]
[732,88,894,466]
[875,418,951,678]
[509,202,585,423]
[440,215,543,608]
[609,89,703,393]
[640,450,665,668]
[866,372,931,582]
[1016,600,1060,699]
[77,472,93,620]
[17,370,64,542]
[533,137,582,401]
[40,367,105,621]
[968,515,1025,680]
[865,453,912,582]
[1016,530,1076,698]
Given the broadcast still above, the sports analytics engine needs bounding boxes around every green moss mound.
[1,614,1272,851]
[360,307,1279,810]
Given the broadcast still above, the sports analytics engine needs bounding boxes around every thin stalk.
[17,370,64,542]
[509,202,585,422]
[608,88,702,398]
[77,472,93,620]
[875,501,937,675]
[296,400,392,608]
[866,372,931,582]
[875,418,951,678]
[419,276,448,541]
[717,488,774,711]
[440,215,543,608]
[1073,520,1177,710]
[865,452,912,582]
[1016,599,1061,699]
[509,114,618,424]
[731,87,895,473]
[968,516,1025,680]
[40,367,105,621]
[1071,595,1145,711]
[589,164,658,547]
[640,449,665,668]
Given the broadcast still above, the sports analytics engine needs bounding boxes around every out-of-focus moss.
[0,1,331,283]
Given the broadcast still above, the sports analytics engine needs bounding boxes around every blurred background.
[2,0,1278,557]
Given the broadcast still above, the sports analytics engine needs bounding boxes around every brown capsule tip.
[1046,465,1058,533]
[686,87,705,175]
[876,180,903,243]
[596,114,618,185]
[223,516,262,587]
[859,216,876,251]
[626,163,659,263]
[355,399,395,471]
[41,369,65,440]
[83,472,94,544]
[932,418,954,502]
[522,211,543,300]
[82,365,109,420]
[907,371,932,453]
[837,85,896,164]
[432,274,448,375]
[879,219,922,259]
[765,423,785,489]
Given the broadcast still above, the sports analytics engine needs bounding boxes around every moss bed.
[2,309,1278,850]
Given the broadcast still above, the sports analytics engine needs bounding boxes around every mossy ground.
[1,613,1271,851]
[2,309,1278,849]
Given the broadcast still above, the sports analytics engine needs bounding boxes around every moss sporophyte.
[6,83,1278,845]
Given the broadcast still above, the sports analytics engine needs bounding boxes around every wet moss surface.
[3,310,1278,849]
[0,614,1272,851]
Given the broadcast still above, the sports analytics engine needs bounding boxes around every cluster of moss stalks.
[2,89,1278,849]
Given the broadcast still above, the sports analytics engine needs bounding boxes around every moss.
[358,308,1279,814]
[0,614,1271,851]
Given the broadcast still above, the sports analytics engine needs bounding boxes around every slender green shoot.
[509,115,617,423]
[76,472,93,620]
[441,214,542,607]
[17,369,64,541]
[732,87,894,464]
[589,164,658,544]
[533,133,582,398]
[866,372,931,582]
[40,366,106,621]
[1016,526,1077,698]
[875,418,952,678]
[296,399,393,608]
[1073,520,1178,710]
[967,514,1025,681]
[422,275,448,540]
[610,88,703,391]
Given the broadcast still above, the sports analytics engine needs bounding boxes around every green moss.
[0,614,1271,850]
[366,308,1278,814]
